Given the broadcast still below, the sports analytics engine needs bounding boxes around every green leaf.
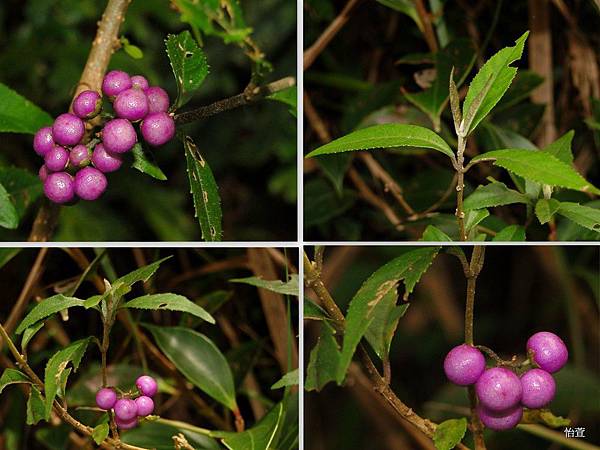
[364,289,409,360]
[0,369,30,394]
[122,422,220,450]
[0,167,43,223]
[305,323,341,391]
[91,423,109,445]
[123,43,143,59]
[116,256,172,287]
[420,225,453,241]
[0,182,18,229]
[267,86,297,117]
[165,31,209,108]
[464,209,489,235]
[375,0,420,27]
[26,387,46,425]
[121,293,215,323]
[492,225,526,241]
[304,299,329,321]
[131,144,167,181]
[462,32,529,134]
[433,418,468,450]
[463,182,530,211]
[145,325,237,411]
[535,198,561,224]
[217,402,284,450]
[44,338,90,420]
[543,131,574,165]
[306,124,454,159]
[0,82,53,134]
[471,149,600,194]
[16,295,85,334]
[21,322,45,352]
[0,248,20,270]
[556,202,600,233]
[337,247,439,383]
[230,274,298,296]
[184,136,223,242]
[271,368,299,389]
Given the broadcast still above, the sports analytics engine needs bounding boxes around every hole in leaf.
[158,303,168,308]
[185,52,193,58]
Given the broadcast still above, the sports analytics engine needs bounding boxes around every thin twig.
[413,0,439,52]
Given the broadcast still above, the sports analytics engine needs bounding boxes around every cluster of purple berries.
[443,331,568,431]
[95,375,158,430]
[33,70,175,204]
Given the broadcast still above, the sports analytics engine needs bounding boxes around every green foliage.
[230,274,299,296]
[556,202,600,232]
[493,224,526,241]
[535,198,560,225]
[433,418,468,450]
[91,423,109,445]
[122,422,220,450]
[0,369,30,394]
[0,182,18,229]
[131,144,167,181]
[216,402,284,450]
[267,86,297,117]
[0,167,43,230]
[121,293,215,323]
[463,182,530,211]
[26,387,46,426]
[271,369,299,389]
[0,82,53,134]
[16,295,85,334]
[420,225,453,241]
[305,323,341,391]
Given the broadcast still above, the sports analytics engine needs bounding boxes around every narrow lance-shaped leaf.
[543,130,574,164]
[184,136,223,241]
[0,82,53,134]
[0,368,30,394]
[271,368,299,389]
[216,402,284,450]
[230,274,299,296]
[131,143,167,181]
[449,67,462,134]
[364,289,409,360]
[121,293,215,324]
[556,202,600,233]
[16,295,85,334]
[463,181,530,211]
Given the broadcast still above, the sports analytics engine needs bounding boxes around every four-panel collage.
[0,0,599,449]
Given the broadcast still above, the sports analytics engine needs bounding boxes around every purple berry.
[141,112,175,146]
[477,404,523,431]
[70,144,91,168]
[526,332,568,373]
[115,416,138,429]
[102,118,137,153]
[102,70,132,97]
[144,86,170,113]
[75,167,107,201]
[131,75,149,90]
[134,396,154,417]
[520,368,556,409]
[91,143,122,173]
[114,88,149,121]
[444,344,486,386]
[135,375,158,397]
[33,126,54,156]
[73,90,102,119]
[44,146,69,172]
[38,165,49,182]
[52,113,85,146]
[44,172,75,204]
[95,388,117,410]
[114,398,137,421]
[475,367,522,413]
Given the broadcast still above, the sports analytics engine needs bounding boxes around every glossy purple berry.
[144,86,170,113]
[70,144,91,168]
[135,375,158,397]
[141,112,175,146]
[520,368,556,409]
[526,332,568,373]
[33,126,54,156]
[91,143,122,173]
[38,165,49,182]
[131,75,149,90]
[444,344,486,386]
[52,113,85,146]
[95,388,117,410]
[102,118,137,153]
[114,88,149,121]
[114,398,137,421]
[75,167,107,201]
[115,416,138,429]
[477,404,523,431]
[44,146,69,172]
[134,396,154,417]
[73,90,102,119]
[44,172,74,204]
[102,70,132,97]
[475,367,522,413]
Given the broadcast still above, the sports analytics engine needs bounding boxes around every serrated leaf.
[16,295,85,334]
[267,86,297,117]
[117,256,172,287]
[306,124,454,159]
[184,136,222,241]
[216,402,284,450]
[337,247,439,383]
[271,368,298,389]
[26,386,46,425]
[0,182,18,229]
[131,143,167,181]
[421,225,453,241]
[543,130,574,164]
[463,32,529,134]
[44,338,90,420]
[230,274,298,296]
[463,182,530,211]
[434,418,467,450]
[145,325,237,411]
[0,369,30,394]
[535,198,561,224]
[0,167,43,224]
[364,288,409,359]
[471,149,600,194]
[165,31,209,108]
[493,225,526,241]
[92,423,109,445]
[305,323,341,391]
[556,202,600,233]
[0,82,53,134]
[121,293,215,323]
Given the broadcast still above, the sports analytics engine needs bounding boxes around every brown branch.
[413,0,439,52]
[174,77,295,125]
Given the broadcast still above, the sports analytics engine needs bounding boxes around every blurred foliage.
[0,0,296,241]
